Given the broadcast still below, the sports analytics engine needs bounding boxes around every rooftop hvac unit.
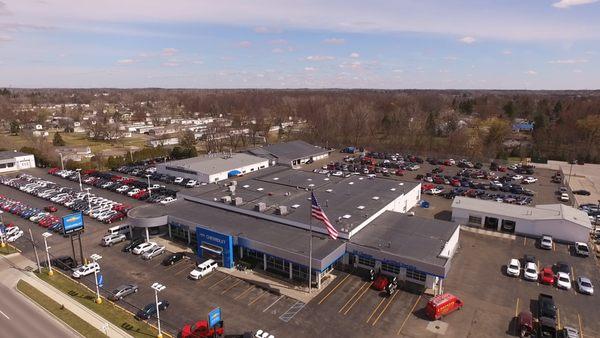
[221,196,232,203]
[277,206,288,215]
[255,202,267,212]
[233,197,243,206]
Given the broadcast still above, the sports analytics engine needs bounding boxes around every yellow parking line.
[557,308,561,330]
[248,290,267,305]
[221,279,242,294]
[515,297,519,317]
[209,276,230,289]
[164,260,185,271]
[234,285,254,300]
[318,274,351,305]
[174,264,192,276]
[339,281,368,313]
[343,282,372,315]
[572,266,575,278]
[366,297,387,324]
[397,295,421,335]
[578,313,583,337]
[371,289,400,326]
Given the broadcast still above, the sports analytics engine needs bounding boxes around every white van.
[189,259,218,280]
[107,224,130,236]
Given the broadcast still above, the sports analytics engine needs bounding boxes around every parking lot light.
[59,152,64,170]
[0,211,5,248]
[151,282,166,338]
[85,187,92,213]
[90,254,102,304]
[146,174,152,198]
[42,232,53,276]
[76,168,83,192]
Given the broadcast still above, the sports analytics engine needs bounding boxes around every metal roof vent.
[277,205,288,215]
[326,189,333,193]
[273,177,279,181]
[358,177,364,180]
[243,184,250,188]
[342,214,351,219]
[349,182,354,185]
[308,184,315,187]
[221,196,231,203]
[390,188,396,191]
[232,197,243,206]
[255,202,267,212]
[291,204,300,209]
[357,205,365,210]
[257,187,264,191]
[324,178,330,181]
[372,196,380,200]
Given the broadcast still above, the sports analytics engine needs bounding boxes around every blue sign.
[97,274,104,288]
[196,226,234,268]
[62,212,84,235]
[208,307,221,328]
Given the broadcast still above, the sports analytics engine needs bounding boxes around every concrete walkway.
[0,253,133,338]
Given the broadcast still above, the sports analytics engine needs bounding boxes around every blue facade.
[62,212,84,235]
[196,226,234,268]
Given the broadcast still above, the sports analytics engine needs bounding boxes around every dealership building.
[0,151,35,173]
[129,164,460,291]
[451,196,592,243]
[156,153,269,183]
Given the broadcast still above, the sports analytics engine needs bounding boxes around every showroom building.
[155,153,269,183]
[248,140,330,167]
[0,151,35,173]
[451,196,592,243]
[128,164,459,291]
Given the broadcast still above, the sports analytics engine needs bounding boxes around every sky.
[1,0,600,89]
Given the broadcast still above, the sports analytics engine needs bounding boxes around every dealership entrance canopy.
[129,165,459,291]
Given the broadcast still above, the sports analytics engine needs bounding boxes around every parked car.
[44,205,58,212]
[162,252,186,266]
[142,245,165,260]
[101,233,127,247]
[506,258,521,277]
[135,300,169,320]
[573,242,590,257]
[539,267,555,285]
[523,262,538,281]
[540,235,553,250]
[132,241,157,255]
[576,277,594,295]
[425,293,463,320]
[51,256,77,271]
[560,193,570,202]
[72,262,100,278]
[563,326,580,338]
[189,259,218,280]
[556,272,572,290]
[572,190,591,196]
[109,284,139,301]
[122,238,145,253]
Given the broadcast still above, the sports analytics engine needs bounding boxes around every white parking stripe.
[263,295,284,313]
[0,309,10,320]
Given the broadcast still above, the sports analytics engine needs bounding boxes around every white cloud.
[392,69,404,73]
[552,0,599,8]
[116,59,135,65]
[573,69,583,73]
[323,38,345,45]
[253,26,282,34]
[192,60,204,65]
[502,50,512,55]
[269,39,287,45]
[459,36,476,44]
[349,52,360,58]
[306,55,335,61]
[161,48,178,57]
[443,56,458,60]
[304,67,316,71]
[525,70,538,75]
[339,61,362,69]
[272,48,283,53]
[162,61,180,67]
[237,40,252,48]
[0,34,12,42]
[548,58,588,64]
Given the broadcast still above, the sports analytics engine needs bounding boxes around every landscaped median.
[17,280,106,338]
[36,269,167,338]
[0,244,20,255]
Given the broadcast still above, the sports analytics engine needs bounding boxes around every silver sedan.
[577,277,594,295]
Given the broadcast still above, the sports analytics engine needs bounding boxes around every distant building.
[0,151,35,173]
[56,146,93,162]
[156,153,269,183]
[248,140,330,167]
[147,137,179,148]
[512,121,534,132]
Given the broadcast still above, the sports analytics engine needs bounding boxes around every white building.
[0,151,35,173]
[147,137,179,148]
[248,140,330,167]
[451,196,592,243]
[156,153,269,183]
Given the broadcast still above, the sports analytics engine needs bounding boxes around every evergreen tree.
[53,132,66,146]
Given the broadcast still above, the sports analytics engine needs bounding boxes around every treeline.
[2,88,600,163]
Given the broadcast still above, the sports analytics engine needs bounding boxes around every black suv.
[135,300,169,320]
[162,252,186,266]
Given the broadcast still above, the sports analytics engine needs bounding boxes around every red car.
[372,275,389,291]
[539,267,555,285]
[395,169,405,176]
[451,179,461,187]
[181,320,224,338]
[106,213,126,224]
[44,205,58,212]
[47,168,60,175]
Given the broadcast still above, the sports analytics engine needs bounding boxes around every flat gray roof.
[0,151,32,160]
[250,140,329,161]
[452,196,592,229]
[160,153,268,175]
[350,212,458,267]
[181,168,419,235]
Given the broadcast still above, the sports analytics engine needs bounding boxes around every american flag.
[311,192,338,240]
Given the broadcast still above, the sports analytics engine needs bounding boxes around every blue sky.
[1,0,600,89]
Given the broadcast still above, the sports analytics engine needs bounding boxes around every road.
[0,283,77,337]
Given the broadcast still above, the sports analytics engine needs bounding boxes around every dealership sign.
[63,212,84,235]
[208,307,221,328]
[196,226,234,268]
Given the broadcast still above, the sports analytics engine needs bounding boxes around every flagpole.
[308,192,313,294]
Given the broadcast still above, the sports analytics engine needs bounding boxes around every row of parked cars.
[0,194,63,233]
[48,168,178,205]
[115,164,201,188]
[0,173,129,224]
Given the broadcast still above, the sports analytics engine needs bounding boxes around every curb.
[16,280,87,338]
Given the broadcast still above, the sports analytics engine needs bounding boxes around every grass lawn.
[0,244,19,255]
[17,280,106,338]
[36,269,164,338]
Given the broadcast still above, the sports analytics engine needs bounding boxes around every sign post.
[208,307,221,328]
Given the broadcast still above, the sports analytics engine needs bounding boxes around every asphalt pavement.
[0,283,78,337]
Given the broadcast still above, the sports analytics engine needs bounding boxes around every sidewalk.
[0,253,133,338]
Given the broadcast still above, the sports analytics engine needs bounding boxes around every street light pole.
[90,254,102,304]
[0,211,5,248]
[59,153,64,170]
[151,282,166,338]
[42,232,53,276]
[146,174,152,198]
[85,187,92,213]
[76,168,83,192]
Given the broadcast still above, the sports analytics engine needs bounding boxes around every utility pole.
[29,228,41,273]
